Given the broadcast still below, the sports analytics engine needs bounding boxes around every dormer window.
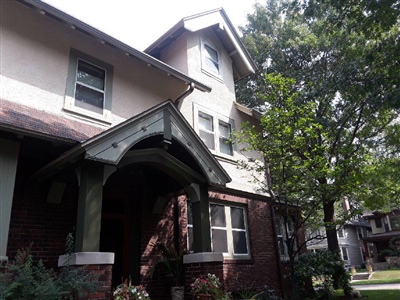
[201,40,221,78]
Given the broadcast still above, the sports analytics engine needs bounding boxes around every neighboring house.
[363,210,400,262]
[307,218,371,268]
[0,1,289,299]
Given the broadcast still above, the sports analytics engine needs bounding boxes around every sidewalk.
[353,283,400,290]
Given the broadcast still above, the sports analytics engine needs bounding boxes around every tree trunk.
[323,200,340,253]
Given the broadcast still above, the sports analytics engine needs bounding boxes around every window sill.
[201,69,224,83]
[63,105,112,126]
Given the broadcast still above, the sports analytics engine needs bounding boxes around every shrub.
[0,234,98,300]
[294,251,352,299]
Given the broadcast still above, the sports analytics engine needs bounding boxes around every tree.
[235,0,400,253]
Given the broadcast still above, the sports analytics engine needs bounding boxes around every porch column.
[75,161,104,252]
[185,183,211,252]
[0,139,20,261]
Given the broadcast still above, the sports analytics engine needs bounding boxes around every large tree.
[235,0,400,253]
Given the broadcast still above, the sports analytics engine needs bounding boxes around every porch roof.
[363,231,400,242]
[34,100,231,187]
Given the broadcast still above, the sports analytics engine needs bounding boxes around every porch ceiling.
[34,101,231,187]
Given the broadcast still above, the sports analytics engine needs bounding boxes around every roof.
[0,98,103,143]
[145,8,257,82]
[18,0,211,92]
[34,101,231,187]
[363,231,400,242]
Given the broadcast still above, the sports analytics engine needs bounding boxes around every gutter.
[174,82,195,108]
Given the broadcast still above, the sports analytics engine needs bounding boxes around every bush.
[294,251,352,299]
[0,234,98,300]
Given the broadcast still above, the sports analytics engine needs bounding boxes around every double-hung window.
[65,49,113,122]
[203,43,219,75]
[186,200,250,258]
[356,227,364,240]
[341,247,349,261]
[196,106,234,157]
[210,204,249,257]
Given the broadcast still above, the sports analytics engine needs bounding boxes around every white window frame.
[338,228,345,239]
[210,203,250,259]
[341,247,349,261]
[200,39,222,80]
[194,104,235,158]
[64,48,113,124]
[356,227,364,240]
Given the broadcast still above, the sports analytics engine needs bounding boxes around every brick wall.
[7,170,78,268]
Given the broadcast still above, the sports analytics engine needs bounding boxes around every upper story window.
[338,228,345,238]
[375,218,382,228]
[64,49,113,123]
[356,227,364,240]
[195,105,234,157]
[186,199,250,259]
[201,39,221,79]
[341,247,349,261]
[75,59,105,114]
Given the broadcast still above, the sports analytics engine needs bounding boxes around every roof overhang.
[34,101,231,187]
[145,8,257,82]
[18,0,211,92]
[363,232,400,242]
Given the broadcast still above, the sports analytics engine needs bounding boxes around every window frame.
[275,214,297,260]
[186,199,251,259]
[356,227,364,240]
[209,202,251,259]
[337,228,345,239]
[194,105,235,158]
[64,48,113,124]
[200,39,222,80]
[341,247,349,261]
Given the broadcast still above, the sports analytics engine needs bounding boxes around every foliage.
[236,0,400,255]
[191,273,223,299]
[0,234,98,300]
[380,237,400,258]
[294,251,352,299]
[113,280,150,300]
[153,243,185,286]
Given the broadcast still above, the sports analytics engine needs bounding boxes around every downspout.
[174,82,195,108]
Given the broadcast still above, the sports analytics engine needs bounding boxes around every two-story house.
[363,210,400,262]
[0,1,286,299]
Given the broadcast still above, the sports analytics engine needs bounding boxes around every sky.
[43,0,260,51]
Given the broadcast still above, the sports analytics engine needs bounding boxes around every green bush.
[0,234,98,300]
[294,251,352,299]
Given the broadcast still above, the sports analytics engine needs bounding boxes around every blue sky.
[44,0,260,51]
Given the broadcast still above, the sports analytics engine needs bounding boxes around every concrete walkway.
[352,283,400,290]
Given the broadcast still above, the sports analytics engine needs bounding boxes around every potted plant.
[191,273,223,300]
[113,279,151,300]
[154,244,185,300]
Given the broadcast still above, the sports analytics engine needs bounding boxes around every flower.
[191,273,223,298]
[113,280,151,300]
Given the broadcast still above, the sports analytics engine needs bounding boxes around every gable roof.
[18,0,211,92]
[145,8,257,82]
[34,101,231,187]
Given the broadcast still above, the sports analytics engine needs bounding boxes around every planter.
[171,286,184,300]
[195,294,215,300]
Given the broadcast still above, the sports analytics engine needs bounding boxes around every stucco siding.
[1,1,188,127]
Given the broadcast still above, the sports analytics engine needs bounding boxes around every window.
[186,200,250,258]
[210,204,249,257]
[375,218,382,228]
[201,40,221,77]
[195,106,234,157]
[338,228,345,238]
[65,49,113,122]
[356,227,364,240]
[389,215,400,231]
[341,247,349,261]
[275,214,297,259]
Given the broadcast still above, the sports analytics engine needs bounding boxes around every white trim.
[58,252,115,266]
[193,104,235,159]
[0,256,8,262]
[200,38,223,81]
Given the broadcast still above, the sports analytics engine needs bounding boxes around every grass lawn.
[334,289,400,300]
[352,269,400,285]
